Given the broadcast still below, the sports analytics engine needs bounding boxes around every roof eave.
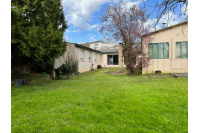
[74,43,102,53]
[142,21,188,37]
[101,52,119,54]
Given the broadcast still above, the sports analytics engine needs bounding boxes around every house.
[81,41,124,67]
[81,40,119,50]
[142,21,188,74]
[53,42,124,78]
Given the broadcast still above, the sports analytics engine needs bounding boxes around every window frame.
[94,44,99,50]
[107,55,119,65]
[176,41,188,59]
[80,49,85,61]
[89,52,92,61]
[148,42,169,59]
[95,53,97,62]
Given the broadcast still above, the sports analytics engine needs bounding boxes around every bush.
[42,72,48,77]
[61,63,71,75]
[60,54,78,75]
[97,65,101,69]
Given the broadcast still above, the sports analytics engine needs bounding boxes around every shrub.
[42,72,48,77]
[60,53,79,75]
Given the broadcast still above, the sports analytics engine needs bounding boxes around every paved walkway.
[171,73,188,78]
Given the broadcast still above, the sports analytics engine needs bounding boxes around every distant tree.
[11,0,67,73]
[100,1,153,75]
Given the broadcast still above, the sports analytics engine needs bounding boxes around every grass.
[11,68,188,133]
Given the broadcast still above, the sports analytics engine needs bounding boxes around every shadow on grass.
[11,73,60,96]
[11,73,55,86]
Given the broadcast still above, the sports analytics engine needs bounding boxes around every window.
[89,52,92,61]
[107,55,118,65]
[176,41,188,58]
[80,50,84,60]
[95,53,97,62]
[148,42,169,59]
[94,44,98,50]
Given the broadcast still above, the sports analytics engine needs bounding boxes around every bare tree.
[143,0,188,27]
[100,1,154,75]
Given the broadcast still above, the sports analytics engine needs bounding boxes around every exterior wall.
[101,54,107,67]
[118,44,125,67]
[142,23,188,74]
[54,42,125,76]
[78,48,101,73]
[54,43,102,73]
[101,53,119,67]
[54,43,78,69]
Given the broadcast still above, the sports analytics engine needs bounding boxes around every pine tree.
[11,0,67,73]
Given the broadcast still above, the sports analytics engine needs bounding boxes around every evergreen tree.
[11,0,67,73]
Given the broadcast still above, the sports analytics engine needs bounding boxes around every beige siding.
[54,44,102,73]
[78,48,101,73]
[118,44,125,67]
[54,44,78,69]
[101,53,119,67]
[142,22,188,74]
[54,42,124,75]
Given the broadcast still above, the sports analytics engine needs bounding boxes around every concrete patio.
[171,73,188,78]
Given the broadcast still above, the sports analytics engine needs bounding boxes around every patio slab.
[171,73,188,78]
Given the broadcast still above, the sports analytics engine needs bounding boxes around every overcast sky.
[61,0,187,44]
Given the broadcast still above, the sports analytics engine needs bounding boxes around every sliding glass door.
[107,55,118,65]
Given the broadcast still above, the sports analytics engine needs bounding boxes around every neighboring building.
[81,44,89,48]
[81,40,119,50]
[81,40,123,67]
[100,49,119,67]
[53,42,124,78]
[142,21,188,74]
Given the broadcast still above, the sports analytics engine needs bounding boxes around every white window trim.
[89,52,92,62]
[80,49,85,61]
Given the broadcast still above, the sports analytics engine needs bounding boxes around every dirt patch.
[106,70,126,75]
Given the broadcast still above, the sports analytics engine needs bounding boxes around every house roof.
[74,43,102,53]
[142,21,188,37]
[65,42,119,54]
[81,40,105,45]
[99,49,118,53]
[81,44,89,47]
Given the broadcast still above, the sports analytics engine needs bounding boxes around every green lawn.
[11,68,188,133]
